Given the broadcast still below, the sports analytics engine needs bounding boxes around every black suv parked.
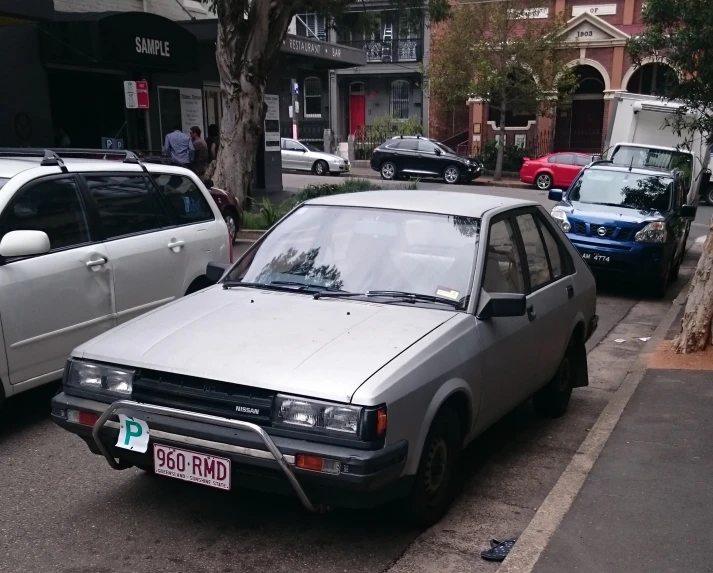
[370,136,484,184]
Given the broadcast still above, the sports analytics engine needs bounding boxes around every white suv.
[0,149,231,404]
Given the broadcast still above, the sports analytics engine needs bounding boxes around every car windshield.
[436,142,456,154]
[227,205,480,305]
[302,142,322,152]
[569,170,673,213]
[0,177,8,190]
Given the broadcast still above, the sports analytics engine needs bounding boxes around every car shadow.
[0,381,60,439]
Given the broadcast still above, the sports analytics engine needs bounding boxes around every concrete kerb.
[496,283,691,573]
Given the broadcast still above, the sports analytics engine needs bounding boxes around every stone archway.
[554,64,606,153]
[624,62,679,96]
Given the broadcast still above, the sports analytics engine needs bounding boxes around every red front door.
[350,94,365,135]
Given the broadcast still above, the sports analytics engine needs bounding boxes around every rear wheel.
[381,161,396,180]
[403,406,462,526]
[706,185,713,206]
[534,337,587,418]
[535,172,553,190]
[444,165,460,184]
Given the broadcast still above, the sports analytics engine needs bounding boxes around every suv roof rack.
[586,159,614,169]
[0,147,151,174]
[0,148,69,173]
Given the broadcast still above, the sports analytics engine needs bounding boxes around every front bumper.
[51,393,409,509]
[568,236,669,278]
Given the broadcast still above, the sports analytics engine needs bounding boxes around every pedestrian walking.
[163,125,194,167]
[206,124,220,161]
[190,126,209,177]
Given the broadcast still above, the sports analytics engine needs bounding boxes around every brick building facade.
[428,0,673,157]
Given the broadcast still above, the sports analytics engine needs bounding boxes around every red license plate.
[153,444,231,490]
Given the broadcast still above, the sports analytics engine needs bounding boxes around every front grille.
[574,222,587,235]
[617,228,635,241]
[133,370,275,425]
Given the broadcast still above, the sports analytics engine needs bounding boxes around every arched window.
[350,81,365,95]
[627,63,678,96]
[304,77,322,118]
[390,80,410,120]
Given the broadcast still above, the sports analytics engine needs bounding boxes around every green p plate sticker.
[116,415,150,453]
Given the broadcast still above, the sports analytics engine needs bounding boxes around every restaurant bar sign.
[281,35,366,66]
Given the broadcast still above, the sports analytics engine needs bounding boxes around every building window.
[296,13,327,41]
[350,82,365,95]
[304,77,322,118]
[390,80,410,120]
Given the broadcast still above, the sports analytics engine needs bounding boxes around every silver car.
[281,137,350,175]
[52,190,597,525]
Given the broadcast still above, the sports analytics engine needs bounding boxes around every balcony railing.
[339,38,423,63]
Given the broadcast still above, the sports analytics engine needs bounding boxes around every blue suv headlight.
[635,222,667,243]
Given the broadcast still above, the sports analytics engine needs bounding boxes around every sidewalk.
[524,308,713,573]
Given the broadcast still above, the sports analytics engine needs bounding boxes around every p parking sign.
[116,415,150,453]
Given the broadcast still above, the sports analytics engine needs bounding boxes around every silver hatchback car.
[52,190,597,525]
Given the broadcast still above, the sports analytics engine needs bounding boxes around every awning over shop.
[183,20,366,69]
[0,0,53,23]
[41,11,199,72]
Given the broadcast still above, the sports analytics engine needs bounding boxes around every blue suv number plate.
[582,252,610,264]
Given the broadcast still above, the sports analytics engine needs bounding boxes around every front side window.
[417,140,438,153]
[575,155,592,166]
[390,80,410,120]
[515,213,552,291]
[483,219,525,294]
[569,170,673,213]
[153,174,214,224]
[0,176,89,251]
[304,77,322,118]
[84,175,169,239]
[228,205,480,306]
[555,154,574,165]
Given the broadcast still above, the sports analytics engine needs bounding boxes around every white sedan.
[281,138,350,176]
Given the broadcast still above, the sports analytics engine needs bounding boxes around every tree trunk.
[212,1,293,205]
[672,216,713,353]
[494,99,507,181]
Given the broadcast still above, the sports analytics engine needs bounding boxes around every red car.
[520,152,593,190]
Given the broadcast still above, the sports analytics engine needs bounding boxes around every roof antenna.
[629,156,634,172]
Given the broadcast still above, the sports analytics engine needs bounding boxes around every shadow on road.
[0,381,59,439]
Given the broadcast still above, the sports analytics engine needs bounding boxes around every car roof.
[612,143,693,155]
[0,156,200,179]
[306,190,535,218]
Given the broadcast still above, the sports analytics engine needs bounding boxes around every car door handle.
[167,240,185,250]
[527,305,537,322]
[86,257,107,268]
[566,285,574,299]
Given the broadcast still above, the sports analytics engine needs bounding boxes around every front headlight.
[635,222,667,243]
[66,360,134,397]
[551,208,571,233]
[274,394,362,434]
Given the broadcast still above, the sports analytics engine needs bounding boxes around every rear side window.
[84,175,169,239]
[397,140,419,150]
[1,176,89,251]
[515,213,552,290]
[537,217,566,279]
[153,174,214,224]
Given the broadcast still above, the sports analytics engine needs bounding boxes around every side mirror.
[206,261,231,285]
[681,205,697,219]
[203,179,214,188]
[591,154,602,162]
[434,148,442,156]
[477,291,527,320]
[548,189,564,202]
[0,230,50,259]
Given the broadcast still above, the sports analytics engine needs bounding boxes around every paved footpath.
[506,303,713,573]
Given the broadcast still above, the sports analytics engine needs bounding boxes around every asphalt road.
[1,177,709,573]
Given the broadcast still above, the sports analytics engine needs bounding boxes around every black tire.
[534,337,587,418]
[443,165,460,185]
[650,261,671,298]
[314,160,329,176]
[185,276,213,295]
[535,172,553,190]
[403,407,462,526]
[223,210,239,245]
[381,161,396,180]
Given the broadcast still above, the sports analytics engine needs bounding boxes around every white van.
[0,149,231,404]
[604,93,711,205]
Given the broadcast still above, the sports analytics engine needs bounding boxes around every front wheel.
[443,165,460,184]
[314,160,329,176]
[705,185,713,206]
[536,173,553,190]
[403,407,462,526]
[534,337,587,417]
[381,161,396,180]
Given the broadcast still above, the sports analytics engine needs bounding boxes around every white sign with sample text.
[264,94,280,151]
[179,88,204,135]
[509,7,549,19]
[572,4,617,17]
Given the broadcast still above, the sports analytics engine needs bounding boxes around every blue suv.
[548,161,696,296]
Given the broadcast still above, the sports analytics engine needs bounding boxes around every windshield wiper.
[223,280,351,294]
[365,290,462,308]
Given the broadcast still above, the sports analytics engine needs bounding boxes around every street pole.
[291,78,299,140]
